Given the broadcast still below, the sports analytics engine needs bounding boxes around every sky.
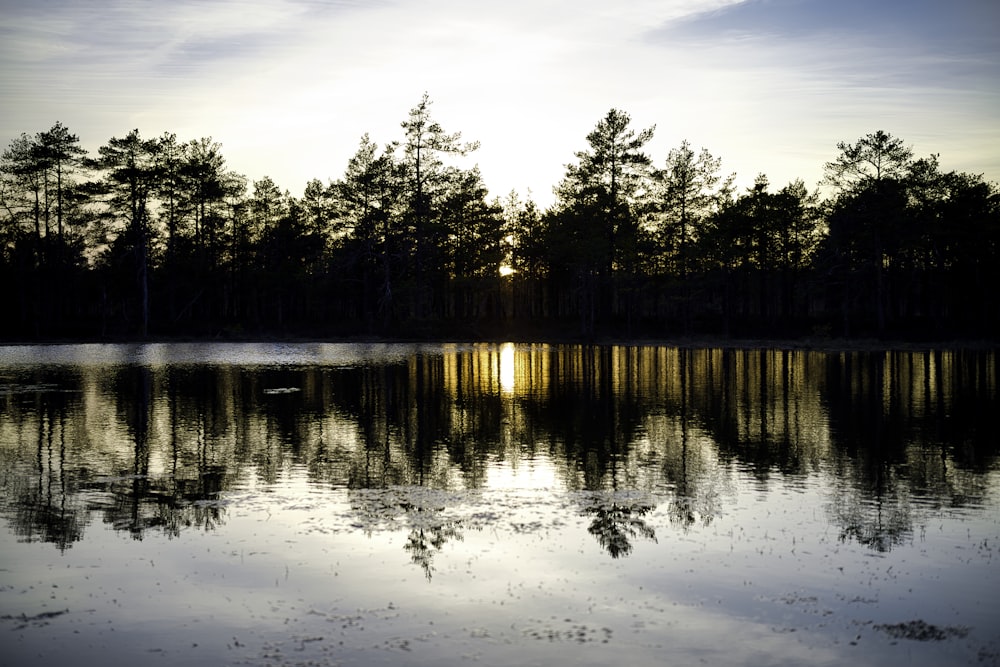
[2,0,998,207]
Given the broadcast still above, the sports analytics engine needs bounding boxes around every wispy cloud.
[2,0,997,202]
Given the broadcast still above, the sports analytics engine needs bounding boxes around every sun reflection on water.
[485,455,559,491]
[499,342,516,395]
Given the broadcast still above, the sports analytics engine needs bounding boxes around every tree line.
[2,95,998,340]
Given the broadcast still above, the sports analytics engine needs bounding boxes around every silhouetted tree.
[399,93,479,318]
[905,163,1000,334]
[656,141,733,277]
[301,177,334,240]
[333,134,405,328]
[823,130,913,191]
[554,109,655,273]
[497,190,546,322]
[36,122,87,246]
[2,133,48,267]
[1,126,93,334]
[654,141,733,331]
[33,122,86,253]
[155,133,186,277]
[821,130,913,335]
[707,175,821,332]
[550,109,655,334]
[95,129,162,337]
[183,137,228,266]
[438,166,505,323]
[250,176,293,325]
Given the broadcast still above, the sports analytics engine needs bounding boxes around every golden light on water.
[485,456,559,490]
[499,342,516,394]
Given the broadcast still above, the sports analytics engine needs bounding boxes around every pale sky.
[2,0,998,207]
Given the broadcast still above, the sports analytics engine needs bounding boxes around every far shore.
[1,334,996,352]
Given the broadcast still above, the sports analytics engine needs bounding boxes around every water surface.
[1,343,998,666]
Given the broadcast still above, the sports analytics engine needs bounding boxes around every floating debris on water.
[1,609,71,630]
[873,620,970,642]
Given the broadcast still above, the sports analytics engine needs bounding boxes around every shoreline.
[1,334,996,352]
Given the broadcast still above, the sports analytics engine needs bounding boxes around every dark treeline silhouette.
[2,101,998,341]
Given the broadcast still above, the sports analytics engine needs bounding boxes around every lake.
[1,342,998,666]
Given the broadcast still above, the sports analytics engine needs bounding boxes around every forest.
[2,94,998,341]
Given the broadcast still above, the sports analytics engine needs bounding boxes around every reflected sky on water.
[1,343,998,666]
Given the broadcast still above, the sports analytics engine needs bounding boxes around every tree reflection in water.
[405,521,464,580]
[347,486,467,579]
[0,344,995,562]
[582,494,657,558]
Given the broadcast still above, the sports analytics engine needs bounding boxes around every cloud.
[653,0,1000,45]
[2,0,997,204]
[635,0,1000,184]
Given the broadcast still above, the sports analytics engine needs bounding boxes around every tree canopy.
[1,107,997,341]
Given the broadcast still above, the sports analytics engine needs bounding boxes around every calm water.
[1,343,998,666]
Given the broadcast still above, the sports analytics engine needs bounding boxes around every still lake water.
[1,342,998,666]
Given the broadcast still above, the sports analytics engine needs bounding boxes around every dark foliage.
[2,112,997,341]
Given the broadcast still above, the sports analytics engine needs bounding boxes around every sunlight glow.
[499,265,516,277]
[485,455,559,490]
[499,342,516,394]
[2,0,997,206]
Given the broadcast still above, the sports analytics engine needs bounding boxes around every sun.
[498,265,516,277]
